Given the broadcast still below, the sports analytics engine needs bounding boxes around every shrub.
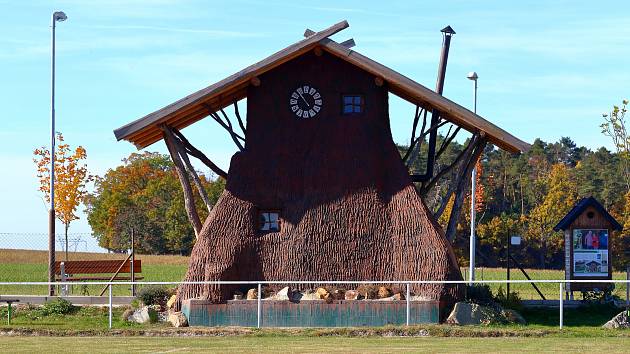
[494,286,523,312]
[40,298,76,316]
[465,284,494,306]
[136,286,170,307]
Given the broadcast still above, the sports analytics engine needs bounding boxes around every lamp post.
[49,10,67,296]
[467,71,478,284]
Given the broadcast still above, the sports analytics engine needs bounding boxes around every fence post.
[108,283,113,329]
[559,282,563,329]
[406,283,410,326]
[257,283,262,329]
[626,266,629,310]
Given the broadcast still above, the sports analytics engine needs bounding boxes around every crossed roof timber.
[113,20,530,154]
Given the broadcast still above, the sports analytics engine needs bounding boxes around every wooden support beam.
[250,76,261,87]
[374,77,384,87]
[340,38,355,48]
[161,125,203,237]
[170,129,214,213]
[444,134,487,243]
[172,128,228,179]
[233,101,247,135]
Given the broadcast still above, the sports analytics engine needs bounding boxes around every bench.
[1,299,19,325]
[54,259,142,296]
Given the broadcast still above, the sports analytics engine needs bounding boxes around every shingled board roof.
[113,20,530,153]
[553,196,623,232]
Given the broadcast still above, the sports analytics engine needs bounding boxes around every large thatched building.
[114,21,529,308]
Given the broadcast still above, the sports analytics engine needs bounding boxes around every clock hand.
[297,91,310,108]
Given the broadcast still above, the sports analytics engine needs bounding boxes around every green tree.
[85,152,224,254]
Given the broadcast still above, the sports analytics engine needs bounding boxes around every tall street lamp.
[49,10,67,296]
[467,71,478,284]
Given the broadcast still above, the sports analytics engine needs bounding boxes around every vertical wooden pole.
[131,228,135,297]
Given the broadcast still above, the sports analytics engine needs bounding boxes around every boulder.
[331,289,346,300]
[166,295,177,309]
[446,302,502,326]
[378,286,393,299]
[502,309,526,325]
[265,286,292,301]
[344,290,361,300]
[294,290,321,301]
[127,306,158,324]
[246,288,258,300]
[168,311,189,327]
[603,311,630,329]
[121,308,134,322]
[316,287,333,303]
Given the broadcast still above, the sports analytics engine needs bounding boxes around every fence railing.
[1,279,629,329]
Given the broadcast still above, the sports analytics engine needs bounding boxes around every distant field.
[0,249,627,300]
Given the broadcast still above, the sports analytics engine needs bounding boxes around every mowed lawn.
[1,336,630,353]
[1,248,628,300]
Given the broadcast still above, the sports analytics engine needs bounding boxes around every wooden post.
[131,228,135,297]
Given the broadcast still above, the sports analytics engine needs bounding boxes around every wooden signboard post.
[554,197,622,300]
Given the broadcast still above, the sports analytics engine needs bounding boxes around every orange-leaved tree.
[33,132,93,260]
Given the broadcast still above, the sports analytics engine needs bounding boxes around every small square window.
[342,95,363,115]
[259,211,280,232]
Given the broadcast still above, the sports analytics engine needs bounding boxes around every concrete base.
[183,299,442,327]
[0,295,134,305]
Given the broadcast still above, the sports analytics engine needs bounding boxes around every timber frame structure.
[114,20,530,306]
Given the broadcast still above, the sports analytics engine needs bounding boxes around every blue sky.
[1,0,628,250]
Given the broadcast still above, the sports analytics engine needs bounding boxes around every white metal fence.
[1,279,629,329]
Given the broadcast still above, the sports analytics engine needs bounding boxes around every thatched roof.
[113,20,530,154]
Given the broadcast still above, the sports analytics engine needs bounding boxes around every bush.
[465,284,494,306]
[37,298,76,316]
[495,286,523,312]
[136,286,170,307]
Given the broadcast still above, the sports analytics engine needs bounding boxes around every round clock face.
[289,85,322,118]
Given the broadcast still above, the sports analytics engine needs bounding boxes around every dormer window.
[259,211,280,232]
[342,95,363,114]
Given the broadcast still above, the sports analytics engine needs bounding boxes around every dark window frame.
[341,94,364,115]
[258,209,281,233]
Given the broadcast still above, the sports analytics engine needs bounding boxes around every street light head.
[53,11,67,22]
[467,71,479,81]
[440,25,456,36]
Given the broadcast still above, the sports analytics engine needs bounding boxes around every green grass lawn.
[1,336,630,353]
[1,249,628,301]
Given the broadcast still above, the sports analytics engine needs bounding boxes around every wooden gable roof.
[553,197,623,232]
[113,20,530,153]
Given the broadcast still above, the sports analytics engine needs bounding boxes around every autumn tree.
[33,133,93,260]
[526,163,578,268]
[85,152,224,255]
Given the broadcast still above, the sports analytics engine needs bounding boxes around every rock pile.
[446,302,526,326]
[603,311,630,329]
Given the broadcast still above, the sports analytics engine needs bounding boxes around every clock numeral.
[291,105,299,112]
[289,99,297,105]
[313,105,320,112]
[296,109,303,116]
[309,87,316,95]
[313,92,321,99]
[314,99,322,106]
[297,87,303,94]
[308,109,316,117]
[303,85,310,93]
[302,111,309,118]
[291,92,298,99]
